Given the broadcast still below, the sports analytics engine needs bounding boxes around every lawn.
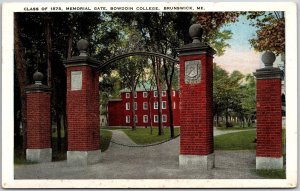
[214,129,286,151]
[214,130,257,150]
[255,169,286,179]
[122,128,180,144]
[215,129,286,179]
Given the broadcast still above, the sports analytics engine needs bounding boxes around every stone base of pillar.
[256,156,283,169]
[26,148,52,163]
[179,153,215,170]
[67,150,101,166]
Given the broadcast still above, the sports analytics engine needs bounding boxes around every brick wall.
[108,90,180,127]
[26,92,51,149]
[179,54,213,155]
[108,100,124,126]
[66,65,100,151]
[256,79,282,157]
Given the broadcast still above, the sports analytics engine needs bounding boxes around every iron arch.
[97,51,179,71]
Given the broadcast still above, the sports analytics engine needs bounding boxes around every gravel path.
[14,129,261,179]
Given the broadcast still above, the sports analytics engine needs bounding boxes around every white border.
[2,2,297,188]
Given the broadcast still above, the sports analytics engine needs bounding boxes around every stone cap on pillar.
[64,39,100,68]
[253,51,283,80]
[176,24,216,56]
[25,71,51,93]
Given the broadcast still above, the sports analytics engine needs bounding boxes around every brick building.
[108,89,180,127]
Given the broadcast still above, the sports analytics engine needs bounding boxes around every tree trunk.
[166,88,174,138]
[67,30,73,59]
[131,87,136,131]
[45,15,52,87]
[148,94,153,135]
[14,14,28,153]
[155,58,163,135]
[225,109,229,128]
[163,60,175,138]
[55,108,62,151]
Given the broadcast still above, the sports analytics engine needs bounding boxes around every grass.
[214,129,286,179]
[14,129,112,164]
[255,169,286,179]
[14,149,38,165]
[100,130,112,152]
[122,128,180,145]
[216,126,256,130]
[214,130,257,150]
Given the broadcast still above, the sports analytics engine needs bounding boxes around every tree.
[14,13,28,152]
[195,12,240,55]
[213,63,244,128]
[117,56,147,130]
[14,12,105,153]
[246,12,285,56]
[239,74,256,127]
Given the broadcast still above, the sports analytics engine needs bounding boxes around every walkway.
[14,129,261,179]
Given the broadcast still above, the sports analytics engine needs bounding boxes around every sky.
[214,15,283,75]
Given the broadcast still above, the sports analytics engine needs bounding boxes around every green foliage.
[244,11,285,55]
[213,63,256,128]
[255,169,286,179]
[214,130,257,150]
[122,128,180,144]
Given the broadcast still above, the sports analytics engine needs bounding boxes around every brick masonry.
[256,79,282,158]
[179,54,214,155]
[108,91,180,127]
[66,65,100,151]
[26,92,51,149]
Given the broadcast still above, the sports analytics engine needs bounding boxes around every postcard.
[1,1,297,188]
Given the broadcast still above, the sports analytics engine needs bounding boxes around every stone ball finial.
[33,71,43,85]
[77,39,89,56]
[189,24,203,43]
[261,51,276,68]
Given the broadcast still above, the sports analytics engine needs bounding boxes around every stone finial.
[33,71,43,85]
[189,24,203,43]
[77,39,89,56]
[261,51,276,68]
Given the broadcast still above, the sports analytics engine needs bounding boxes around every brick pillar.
[254,51,283,169]
[65,39,101,166]
[25,71,52,162]
[177,24,215,169]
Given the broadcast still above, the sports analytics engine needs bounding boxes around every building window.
[126,115,130,123]
[154,91,158,97]
[162,91,166,97]
[126,93,130,98]
[143,115,148,123]
[173,102,176,109]
[162,101,166,109]
[173,91,176,97]
[134,92,137,98]
[162,115,167,123]
[134,102,137,110]
[126,102,130,110]
[143,92,148,98]
[134,115,138,123]
[154,115,158,122]
[143,102,148,110]
[154,101,158,109]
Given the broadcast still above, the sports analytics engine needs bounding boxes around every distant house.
[108,89,180,127]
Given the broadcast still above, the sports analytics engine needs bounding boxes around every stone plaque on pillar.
[185,60,201,84]
[71,71,82,90]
